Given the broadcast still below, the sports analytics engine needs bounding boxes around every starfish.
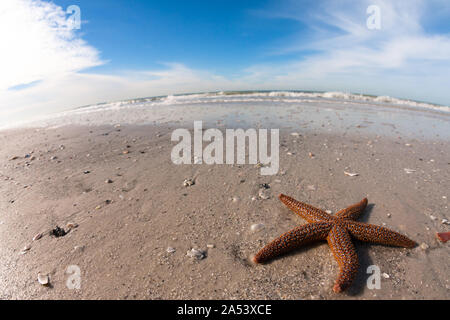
[253,194,417,293]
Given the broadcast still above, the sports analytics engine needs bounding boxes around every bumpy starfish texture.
[253,194,417,293]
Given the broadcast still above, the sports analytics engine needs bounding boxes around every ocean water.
[2,91,450,139]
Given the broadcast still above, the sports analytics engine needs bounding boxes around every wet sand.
[0,121,448,299]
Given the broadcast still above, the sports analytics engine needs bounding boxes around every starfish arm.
[253,222,333,264]
[335,198,368,220]
[327,225,359,293]
[279,194,334,223]
[346,221,417,248]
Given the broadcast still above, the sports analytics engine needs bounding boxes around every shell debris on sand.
[258,189,270,200]
[344,171,359,177]
[187,248,206,260]
[50,226,66,237]
[183,179,195,187]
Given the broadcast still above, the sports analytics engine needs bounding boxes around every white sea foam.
[1,90,448,130]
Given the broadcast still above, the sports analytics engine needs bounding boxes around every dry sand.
[0,108,449,299]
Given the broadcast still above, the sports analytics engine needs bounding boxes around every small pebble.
[207,244,215,248]
[105,179,113,184]
[382,273,390,279]
[420,243,429,250]
[430,215,437,221]
[441,219,449,225]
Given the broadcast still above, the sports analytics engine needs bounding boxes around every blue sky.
[53,0,304,75]
[1,0,450,124]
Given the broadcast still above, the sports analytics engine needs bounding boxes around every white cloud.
[0,0,102,90]
[0,63,242,125]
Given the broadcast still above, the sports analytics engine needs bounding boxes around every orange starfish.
[253,194,417,293]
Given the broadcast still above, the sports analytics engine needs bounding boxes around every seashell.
[436,232,450,243]
[32,233,43,241]
[166,247,176,253]
[183,179,195,187]
[187,248,206,260]
[251,223,265,232]
[404,168,416,174]
[20,245,31,254]
[66,222,78,230]
[37,273,49,286]
[344,171,359,177]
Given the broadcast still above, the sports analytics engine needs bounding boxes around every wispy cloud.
[243,0,450,102]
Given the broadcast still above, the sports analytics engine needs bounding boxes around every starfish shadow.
[344,203,375,296]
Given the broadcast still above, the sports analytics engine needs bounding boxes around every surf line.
[171,121,279,175]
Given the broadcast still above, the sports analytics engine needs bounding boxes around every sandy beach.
[0,94,449,300]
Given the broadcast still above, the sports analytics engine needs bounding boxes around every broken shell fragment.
[32,233,43,241]
[20,245,31,254]
[186,248,206,260]
[66,222,78,230]
[258,189,270,200]
[436,232,450,243]
[183,179,195,187]
[344,171,359,177]
[166,247,176,253]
